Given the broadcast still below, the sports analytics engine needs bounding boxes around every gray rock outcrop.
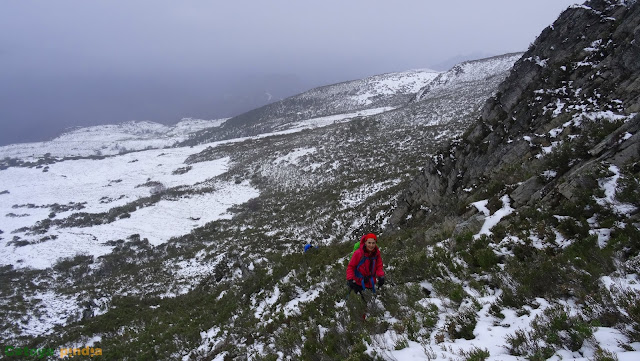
[391,0,640,226]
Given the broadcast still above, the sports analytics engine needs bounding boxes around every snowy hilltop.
[0,118,227,160]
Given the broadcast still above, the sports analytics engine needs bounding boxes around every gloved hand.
[347,279,362,293]
[377,276,385,287]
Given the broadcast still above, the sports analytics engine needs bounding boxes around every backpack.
[353,251,380,293]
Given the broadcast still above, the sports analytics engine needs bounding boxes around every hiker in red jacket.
[346,233,385,294]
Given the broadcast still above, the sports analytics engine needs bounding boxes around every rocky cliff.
[392,0,640,226]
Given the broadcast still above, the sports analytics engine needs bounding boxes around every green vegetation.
[4,17,640,359]
[461,347,491,361]
[506,305,594,360]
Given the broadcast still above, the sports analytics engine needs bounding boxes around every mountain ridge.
[179,53,520,146]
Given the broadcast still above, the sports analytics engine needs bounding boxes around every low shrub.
[461,346,490,361]
[506,304,594,359]
[589,348,619,361]
[445,306,477,340]
[433,279,466,306]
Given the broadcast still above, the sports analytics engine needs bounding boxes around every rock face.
[391,0,640,226]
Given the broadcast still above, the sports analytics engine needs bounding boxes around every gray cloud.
[0,0,578,146]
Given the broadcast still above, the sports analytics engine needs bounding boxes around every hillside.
[392,0,640,359]
[0,51,520,360]
[179,69,440,145]
[1,1,639,360]
[0,118,227,161]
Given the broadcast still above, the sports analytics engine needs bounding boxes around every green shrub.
[472,246,499,271]
[394,336,409,350]
[608,223,640,262]
[502,230,615,304]
[589,348,619,361]
[607,287,640,342]
[422,303,440,329]
[617,166,640,205]
[506,304,594,358]
[562,235,615,299]
[53,254,94,276]
[556,216,589,239]
[505,249,564,302]
[461,346,491,361]
[433,279,466,306]
[445,306,477,340]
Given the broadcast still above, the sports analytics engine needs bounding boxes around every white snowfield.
[352,69,441,105]
[0,143,258,269]
[0,99,402,271]
[0,118,227,160]
[295,68,440,109]
[275,106,396,133]
[416,53,523,101]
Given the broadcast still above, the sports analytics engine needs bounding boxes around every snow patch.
[471,196,514,239]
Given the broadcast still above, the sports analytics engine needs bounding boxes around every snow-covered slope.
[415,52,523,101]
[3,10,639,357]
[0,144,256,269]
[183,55,523,147]
[372,52,523,138]
[0,106,399,270]
[0,56,502,351]
[299,68,441,108]
[182,68,441,145]
[0,118,226,160]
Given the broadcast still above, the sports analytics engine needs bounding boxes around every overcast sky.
[0,0,579,146]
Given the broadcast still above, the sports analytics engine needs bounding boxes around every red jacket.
[346,242,384,289]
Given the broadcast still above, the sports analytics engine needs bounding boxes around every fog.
[0,0,578,146]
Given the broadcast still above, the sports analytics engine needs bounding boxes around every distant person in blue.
[304,241,318,253]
